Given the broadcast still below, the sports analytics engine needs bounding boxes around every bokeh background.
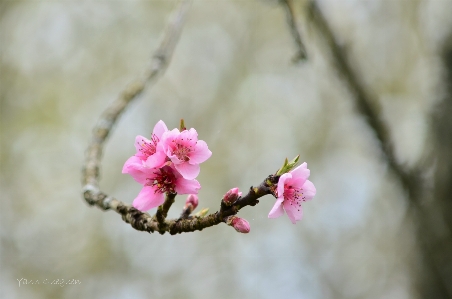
[2,0,452,298]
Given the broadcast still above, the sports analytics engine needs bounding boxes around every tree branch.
[113,175,278,235]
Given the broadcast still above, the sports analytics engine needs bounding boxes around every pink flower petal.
[301,180,316,201]
[161,129,181,161]
[277,173,291,198]
[175,178,201,194]
[189,140,212,164]
[179,128,197,145]
[132,186,165,211]
[290,176,307,189]
[291,163,310,180]
[160,129,179,152]
[129,170,150,185]
[283,200,303,224]
[122,155,142,173]
[162,128,180,145]
[145,150,167,169]
[174,162,200,180]
[122,156,148,184]
[153,120,168,139]
[167,152,182,164]
[268,198,285,218]
[184,128,198,140]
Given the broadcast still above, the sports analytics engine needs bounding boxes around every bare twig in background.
[414,38,452,298]
[305,1,452,297]
[280,0,307,62]
[305,1,418,199]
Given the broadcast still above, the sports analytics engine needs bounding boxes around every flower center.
[146,166,177,194]
[283,185,307,211]
[172,139,193,162]
[139,135,159,157]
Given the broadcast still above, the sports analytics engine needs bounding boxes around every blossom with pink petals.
[122,120,168,174]
[161,128,212,180]
[130,165,201,212]
[268,162,316,224]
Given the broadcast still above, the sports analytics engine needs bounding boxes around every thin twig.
[280,0,307,62]
[155,193,176,231]
[82,0,192,210]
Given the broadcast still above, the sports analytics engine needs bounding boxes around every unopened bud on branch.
[226,216,250,234]
[184,194,198,210]
[222,188,242,206]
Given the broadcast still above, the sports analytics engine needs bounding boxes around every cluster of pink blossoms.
[122,120,212,212]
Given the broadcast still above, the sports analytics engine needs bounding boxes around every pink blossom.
[161,128,212,180]
[268,162,316,224]
[226,216,250,233]
[122,120,168,173]
[222,187,242,206]
[131,165,201,212]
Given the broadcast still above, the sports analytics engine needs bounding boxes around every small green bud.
[276,155,300,175]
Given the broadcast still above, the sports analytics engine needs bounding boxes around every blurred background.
[2,0,452,298]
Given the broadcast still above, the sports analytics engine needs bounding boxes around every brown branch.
[305,1,419,200]
[81,1,192,210]
[280,0,307,62]
[115,175,278,235]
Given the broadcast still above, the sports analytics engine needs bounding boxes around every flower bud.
[184,194,198,210]
[226,216,250,234]
[222,188,242,206]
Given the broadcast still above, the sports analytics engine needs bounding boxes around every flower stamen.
[146,166,177,194]
[138,134,160,157]
[173,142,192,162]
